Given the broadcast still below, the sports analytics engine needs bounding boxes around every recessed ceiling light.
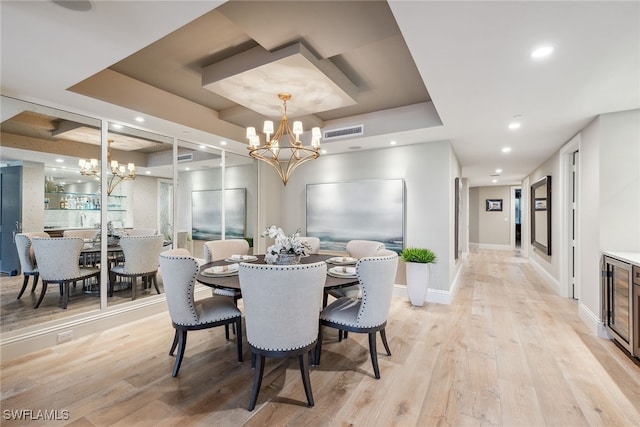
[185,167,190,171]
[220,141,227,146]
[390,140,397,146]
[501,147,512,153]
[52,168,57,171]
[145,171,151,174]
[496,168,503,173]
[55,158,64,163]
[135,116,145,123]
[531,45,554,59]
[111,123,123,129]
[77,180,82,183]
[321,149,327,155]
[492,179,498,183]
[200,145,206,149]
[508,122,521,130]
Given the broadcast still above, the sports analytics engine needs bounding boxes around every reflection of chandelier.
[246,93,321,185]
[78,139,136,195]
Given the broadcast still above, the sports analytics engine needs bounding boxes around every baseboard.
[528,255,561,294]
[577,302,605,337]
[476,243,513,251]
[0,286,210,363]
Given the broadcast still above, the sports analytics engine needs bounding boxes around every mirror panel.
[531,175,551,255]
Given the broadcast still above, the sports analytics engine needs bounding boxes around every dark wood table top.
[196,254,359,292]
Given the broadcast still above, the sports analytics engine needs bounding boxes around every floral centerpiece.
[262,225,310,264]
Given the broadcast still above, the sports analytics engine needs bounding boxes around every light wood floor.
[1,249,639,426]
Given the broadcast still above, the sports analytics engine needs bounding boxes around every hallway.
[1,249,639,426]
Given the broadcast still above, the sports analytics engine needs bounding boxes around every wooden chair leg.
[235,318,243,363]
[62,282,70,309]
[225,324,230,340]
[34,282,48,308]
[380,328,391,356]
[109,272,115,297]
[31,274,39,293]
[314,325,324,366]
[169,329,179,355]
[368,332,380,379]
[17,275,30,299]
[131,276,137,301]
[152,273,161,294]
[248,354,265,411]
[172,330,188,377]
[299,351,314,407]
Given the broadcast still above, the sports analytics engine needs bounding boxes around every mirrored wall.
[0,95,256,332]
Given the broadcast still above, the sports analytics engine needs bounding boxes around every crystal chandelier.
[246,93,321,185]
[78,139,136,195]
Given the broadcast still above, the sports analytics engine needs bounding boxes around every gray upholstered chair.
[204,239,250,336]
[31,237,100,309]
[298,236,320,254]
[239,261,326,411]
[14,232,50,299]
[316,249,398,379]
[110,235,164,300]
[328,239,386,301]
[159,249,243,377]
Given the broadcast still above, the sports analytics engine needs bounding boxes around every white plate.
[224,255,258,262]
[327,266,357,278]
[326,256,357,265]
[201,269,238,277]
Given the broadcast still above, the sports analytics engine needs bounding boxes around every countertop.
[603,251,640,265]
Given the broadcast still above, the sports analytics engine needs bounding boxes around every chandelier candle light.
[246,93,321,185]
[78,139,136,195]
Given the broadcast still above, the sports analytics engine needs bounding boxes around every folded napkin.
[205,263,239,274]
[229,254,251,260]
[338,267,356,274]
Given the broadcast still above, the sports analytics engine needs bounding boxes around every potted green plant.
[400,247,437,306]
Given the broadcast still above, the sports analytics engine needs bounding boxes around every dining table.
[196,254,360,304]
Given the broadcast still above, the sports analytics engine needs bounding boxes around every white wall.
[278,141,460,294]
[21,161,44,232]
[475,186,512,247]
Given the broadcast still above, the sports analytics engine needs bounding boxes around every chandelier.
[78,139,136,195]
[246,93,321,185]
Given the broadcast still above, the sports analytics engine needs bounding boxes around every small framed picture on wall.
[486,199,503,211]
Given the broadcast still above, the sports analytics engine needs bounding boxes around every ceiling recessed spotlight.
[508,122,521,130]
[220,141,227,146]
[77,180,82,183]
[496,168,503,173]
[56,158,64,163]
[52,168,57,171]
[111,123,123,129]
[185,167,191,171]
[321,149,327,155]
[145,171,151,175]
[390,140,397,146]
[492,179,498,183]
[501,147,512,153]
[200,145,206,149]
[134,116,145,123]
[531,45,554,59]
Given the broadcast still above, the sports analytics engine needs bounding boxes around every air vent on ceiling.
[323,125,364,141]
[177,153,193,162]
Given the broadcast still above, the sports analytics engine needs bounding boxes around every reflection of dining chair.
[109,235,165,300]
[298,236,320,254]
[63,229,99,266]
[125,228,157,236]
[14,232,50,299]
[159,249,243,377]
[239,262,326,411]
[31,237,100,309]
[328,240,386,301]
[204,239,249,336]
[315,249,398,379]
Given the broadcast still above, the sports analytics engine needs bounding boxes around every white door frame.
[510,185,521,249]
[559,134,581,299]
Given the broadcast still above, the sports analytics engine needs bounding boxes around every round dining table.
[196,254,360,294]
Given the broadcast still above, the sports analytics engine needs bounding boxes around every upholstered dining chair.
[159,249,243,377]
[298,236,320,254]
[239,261,326,411]
[204,239,250,337]
[31,237,100,309]
[315,249,398,379]
[109,234,164,300]
[125,228,158,236]
[14,232,50,299]
[63,229,99,266]
[327,239,386,301]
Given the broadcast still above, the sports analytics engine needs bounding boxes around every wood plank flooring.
[1,249,639,426]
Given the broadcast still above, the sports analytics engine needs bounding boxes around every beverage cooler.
[602,253,640,359]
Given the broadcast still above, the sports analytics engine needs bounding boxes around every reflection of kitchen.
[43,177,132,231]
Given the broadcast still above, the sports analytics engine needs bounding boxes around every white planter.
[405,262,430,306]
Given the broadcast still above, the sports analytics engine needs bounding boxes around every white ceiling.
[1,1,638,187]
